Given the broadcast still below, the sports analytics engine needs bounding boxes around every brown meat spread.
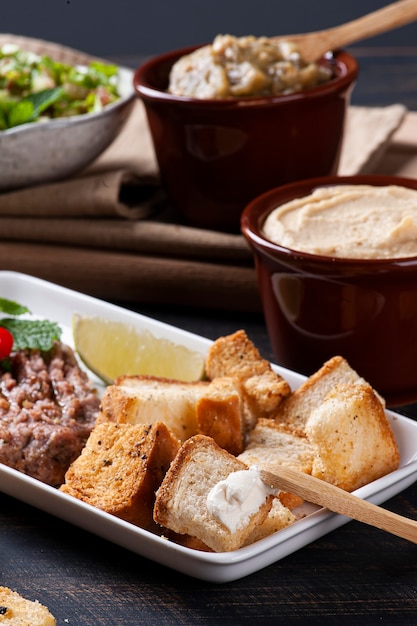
[0,341,99,486]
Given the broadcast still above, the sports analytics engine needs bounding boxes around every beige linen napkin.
[368,110,417,177]
[0,218,253,263]
[338,103,407,175]
[0,169,161,220]
[0,242,259,312]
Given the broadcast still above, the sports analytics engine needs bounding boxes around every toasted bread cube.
[154,435,274,552]
[98,375,207,441]
[98,374,245,454]
[238,417,317,509]
[274,356,370,437]
[205,330,291,428]
[60,421,180,530]
[238,417,316,475]
[0,586,56,626]
[195,376,245,455]
[244,497,296,545]
[305,383,400,492]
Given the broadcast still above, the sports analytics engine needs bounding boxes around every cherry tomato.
[0,327,13,359]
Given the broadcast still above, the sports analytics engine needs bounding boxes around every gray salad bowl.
[0,34,135,190]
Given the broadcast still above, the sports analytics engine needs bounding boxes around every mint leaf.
[7,87,64,128]
[7,100,34,127]
[0,297,62,352]
[0,297,30,316]
[0,318,62,351]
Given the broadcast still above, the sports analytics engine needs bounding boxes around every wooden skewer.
[272,0,417,63]
[260,466,417,544]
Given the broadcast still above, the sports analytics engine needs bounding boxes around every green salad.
[0,43,122,130]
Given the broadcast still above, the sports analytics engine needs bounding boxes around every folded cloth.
[369,109,417,177]
[0,217,253,263]
[0,242,260,312]
[0,169,162,220]
[338,103,407,175]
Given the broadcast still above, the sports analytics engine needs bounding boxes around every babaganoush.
[262,184,417,260]
[168,34,333,99]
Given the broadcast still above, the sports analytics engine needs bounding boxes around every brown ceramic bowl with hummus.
[134,36,358,232]
[241,174,417,407]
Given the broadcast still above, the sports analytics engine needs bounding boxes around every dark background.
[3,0,417,59]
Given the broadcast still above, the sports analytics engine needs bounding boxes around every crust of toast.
[195,376,245,455]
[153,435,274,552]
[238,417,316,475]
[205,330,291,428]
[237,417,317,509]
[60,421,180,530]
[244,497,296,545]
[0,587,56,626]
[273,356,368,436]
[98,375,245,454]
[305,383,400,491]
[98,375,207,441]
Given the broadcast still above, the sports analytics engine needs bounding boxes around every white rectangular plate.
[0,271,417,583]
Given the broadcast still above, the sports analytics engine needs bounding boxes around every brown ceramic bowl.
[134,45,358,232]
[241,174,417,408]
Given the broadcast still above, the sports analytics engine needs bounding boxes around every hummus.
[168,34,333,99]
[262,184,417,260]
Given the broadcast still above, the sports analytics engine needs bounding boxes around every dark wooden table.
[2,48,417,625]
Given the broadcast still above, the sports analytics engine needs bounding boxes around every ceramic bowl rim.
[134,45,359,107]
[241,174,417,268]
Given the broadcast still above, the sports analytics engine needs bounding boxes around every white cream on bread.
[206,466,277,533]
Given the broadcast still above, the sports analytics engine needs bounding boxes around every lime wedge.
[72,313,206,384]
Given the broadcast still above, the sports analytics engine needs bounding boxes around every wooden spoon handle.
[319,0,417,50]
[280,0,417,62]
[260,466,417,544]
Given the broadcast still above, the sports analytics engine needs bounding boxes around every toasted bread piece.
[195,376,245,455]
[278,491,304,510]
[244,497,296,545]
[305,383,400,492]
[238,417,316,509]
[98,375,207,440]
[274,356,370,437]
[205,330,291,428]
[153,435,273,552]
[238,418,316,475]
[0,586,56,626]
[98,375,245,454]
[60,421,180,530]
